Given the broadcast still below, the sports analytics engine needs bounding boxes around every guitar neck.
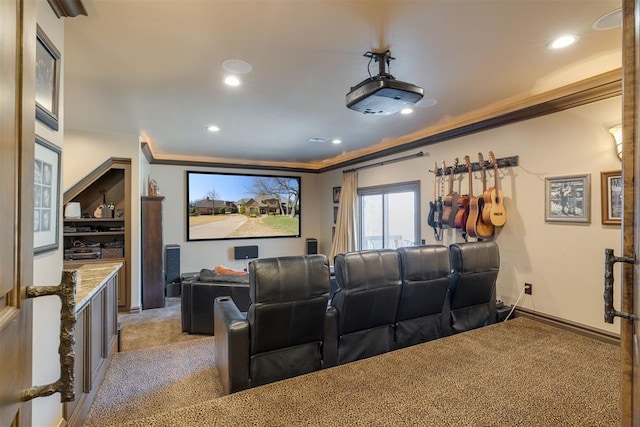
[481,166,487,192]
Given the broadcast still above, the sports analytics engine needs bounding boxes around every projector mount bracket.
[364,50,395,80]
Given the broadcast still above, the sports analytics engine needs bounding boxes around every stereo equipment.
[64,247,101,260]
[306,238,318,255]
[234,245,258,260]
[165,244,181,297]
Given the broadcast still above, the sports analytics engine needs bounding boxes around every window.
[358,181,420,250]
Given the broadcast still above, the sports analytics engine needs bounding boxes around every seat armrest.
[323,305,338,368]
[181,280,193,332]
[214,296,250,394]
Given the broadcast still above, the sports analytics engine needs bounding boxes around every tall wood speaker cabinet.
[141,196,165,309]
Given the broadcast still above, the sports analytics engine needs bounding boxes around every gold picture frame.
[600,170,622,226]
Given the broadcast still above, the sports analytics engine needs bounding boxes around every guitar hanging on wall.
[487,151,507,226]
[442,158,459,228]
[439,160,448,229]
[466,154,482,238]
[454,155,471,233]
[472,152,495,238]
[427,162,443,241]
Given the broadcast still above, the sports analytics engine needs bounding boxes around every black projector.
[346,77,424,115]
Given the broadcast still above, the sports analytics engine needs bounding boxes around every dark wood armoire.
[141,196,165,309]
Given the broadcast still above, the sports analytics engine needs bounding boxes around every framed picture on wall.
[34,135,61,253]
[544,174,590,223]
[35,25,61,131]
[333,187,341,203]
[333,206,338,224]
[600,170,622,226]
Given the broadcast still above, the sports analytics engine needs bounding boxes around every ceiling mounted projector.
[346,50,424,115]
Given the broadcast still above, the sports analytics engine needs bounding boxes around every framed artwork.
[35,25,61,131]
[600,170,622,226]
[333,186,341,203]
[34,135,61,253]
[545,174,590,223]
[333,206,338,224]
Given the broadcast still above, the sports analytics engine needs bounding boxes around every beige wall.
[320,96,622,335]
[149,164,321,273]
[63,130,143,309]
[33,0,65,425]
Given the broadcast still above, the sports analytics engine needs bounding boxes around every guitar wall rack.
[432,155,519,176]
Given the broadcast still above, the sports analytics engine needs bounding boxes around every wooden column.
[141,196,165,309]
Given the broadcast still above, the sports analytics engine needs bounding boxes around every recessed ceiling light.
[593,9,622,30]
[547,35,578,50]
[308,137,330,143]
[207,125,220,132]
[224,76,241,86]
[332,139,342,144]
[400,108,414,115]
[222,59,253,74]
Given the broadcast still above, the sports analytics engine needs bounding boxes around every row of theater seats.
[213,241,500,395]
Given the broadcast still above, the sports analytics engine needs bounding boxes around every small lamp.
[609,124,622,160]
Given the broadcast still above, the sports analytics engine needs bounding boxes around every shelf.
[64,218,124,222]
[64,231,125,237]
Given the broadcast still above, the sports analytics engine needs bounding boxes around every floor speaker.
[165,244,181,297]
[306,238,318,255]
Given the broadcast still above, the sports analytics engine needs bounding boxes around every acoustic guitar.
[466,155,481,238]
[471,152,495,238]
[487,151,507,226]
[454,156,471,231]
[442,158,459,228]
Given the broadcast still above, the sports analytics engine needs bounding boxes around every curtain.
[329,170,358,264]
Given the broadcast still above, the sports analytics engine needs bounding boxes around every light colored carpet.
[84,305,620,427]
[116,318,619,427]
[83,298,223,426]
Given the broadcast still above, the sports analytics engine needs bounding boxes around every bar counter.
[66,261,122,311]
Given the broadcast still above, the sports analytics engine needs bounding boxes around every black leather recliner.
[181,275,250,335]
[448,241,500,333]
[396,245,452,348]
[213,254,332,395]
[330,249,403,364]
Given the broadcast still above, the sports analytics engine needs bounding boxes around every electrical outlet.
[524,283,532,295]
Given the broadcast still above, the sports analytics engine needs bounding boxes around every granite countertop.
[66,262,122,311]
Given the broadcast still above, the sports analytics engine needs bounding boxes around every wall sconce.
[609,124,622,160]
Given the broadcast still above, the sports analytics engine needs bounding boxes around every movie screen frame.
[186,171,301,241]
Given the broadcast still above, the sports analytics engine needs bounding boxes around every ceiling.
[63,0,622,171]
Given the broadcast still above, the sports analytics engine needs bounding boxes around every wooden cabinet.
[63,158,131,309]
[141,196,165,309]
[64,263,120,426]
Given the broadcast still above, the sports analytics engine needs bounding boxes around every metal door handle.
[603,248,636,324]
[23,270,77,402]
